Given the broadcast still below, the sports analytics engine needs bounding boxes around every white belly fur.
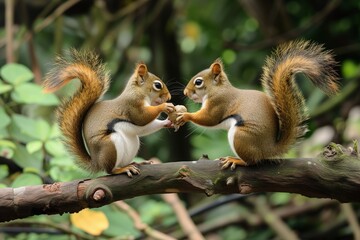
[227,124,238,157]
[110,119,167,168]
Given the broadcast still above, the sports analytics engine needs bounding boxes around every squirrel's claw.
[219,156,247,171]
[175,112,187,126]
[112,164,140,177]
[164,103,175,113]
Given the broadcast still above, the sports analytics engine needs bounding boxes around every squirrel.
[43,50,175,176]
[176,40,339,170]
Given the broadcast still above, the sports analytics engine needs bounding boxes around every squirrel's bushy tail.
[43,50,110,167]
[261,40,339,148]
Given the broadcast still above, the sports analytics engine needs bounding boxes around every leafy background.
[1,0,360,239]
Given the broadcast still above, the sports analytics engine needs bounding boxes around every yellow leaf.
[70,208,109,236]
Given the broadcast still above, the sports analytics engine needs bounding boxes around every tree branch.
[0,143,359,223]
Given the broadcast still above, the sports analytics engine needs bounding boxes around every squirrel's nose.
[183,89,189,97]
[164,92,171,101]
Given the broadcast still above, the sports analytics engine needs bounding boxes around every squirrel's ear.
[210,58,223,76]
[210,58,224,83]
[135,63,148,85]
[136,63,148,77]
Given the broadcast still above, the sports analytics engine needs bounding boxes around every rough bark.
[0,143,359,223]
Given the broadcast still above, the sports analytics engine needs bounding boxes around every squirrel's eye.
[153,80,163,91]
[193,77,204,88]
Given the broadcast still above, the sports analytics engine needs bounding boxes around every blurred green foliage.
[1,0,360,239]
[0,63,87,183]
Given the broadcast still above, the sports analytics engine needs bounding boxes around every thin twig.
[114,201,176,240]
[96,0,150,22]
[180,199,337,239]
[34,0,82,32]
[162,194,205,240]
[21,0,81,84]
[5,0,15,63]
[341,203,360,240]
[27,31,42,84]
[254,196,299,240]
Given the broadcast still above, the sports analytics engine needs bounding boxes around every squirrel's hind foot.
[111,160,153,177]
[112,163,140,177]
[219,156,247,170]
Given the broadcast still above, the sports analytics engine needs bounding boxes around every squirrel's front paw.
[164,103,175,114]
[176,112,190,126]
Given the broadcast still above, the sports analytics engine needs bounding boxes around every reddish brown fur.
[180,40,339,166]
[43,50,172,174]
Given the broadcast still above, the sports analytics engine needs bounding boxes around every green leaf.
[0,140,16,149]
[100,205,139,237]
[45,139,66,157]
[23,167,41,174]
[48,166,62,181]
[49,156,88,182]
[11,173,43,188]
[35,119,51,141]
[138,199,173,225]
[0,63,34,85]
[0,165,9,180]
[13,143,43,171]
[270,192,292,205]
[0,82,13,94]
[49,156,74,167]
[49,166,86,182]
[26,141,43,154]
[12,83,59,105]
[0,127,9,139]
[0,143,16,159]
[8,121,35,143]
[0,107,11,129]
[220,226,247,240]
[0,143,15,159]
[11,114,51,141]
[342,60,359,79]
[48,124,62,139]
